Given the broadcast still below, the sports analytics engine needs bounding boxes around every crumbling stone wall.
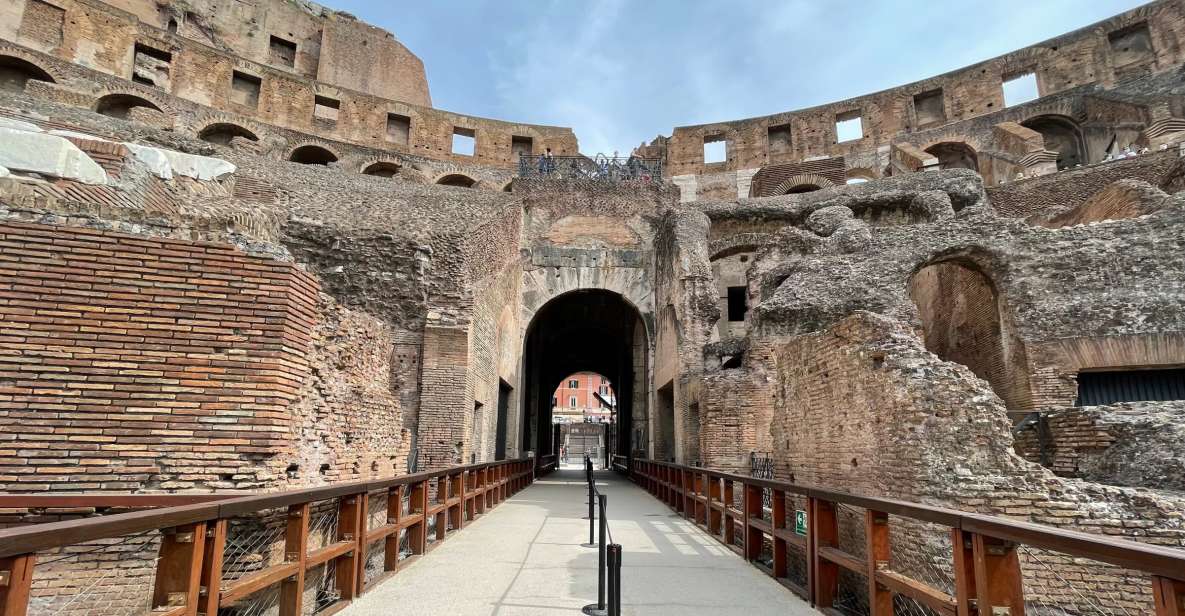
[1015,402,1185,491]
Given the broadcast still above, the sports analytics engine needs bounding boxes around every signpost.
[795,510,808,535]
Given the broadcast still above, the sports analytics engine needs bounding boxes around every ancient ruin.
[0,0,1183,614]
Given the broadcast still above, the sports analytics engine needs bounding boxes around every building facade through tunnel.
[521,290,648,468]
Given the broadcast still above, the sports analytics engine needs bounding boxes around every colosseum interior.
[0,0,1183,615]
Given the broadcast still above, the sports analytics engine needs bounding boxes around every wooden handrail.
[0,494,239,508]
[0,458,537,616]
[628,458,1185,615]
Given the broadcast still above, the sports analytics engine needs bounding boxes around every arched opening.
[1022,115,1086,170]
[522,290,647,470]
[925,142,979,172]
[785,183,821,194]
[95,94,161,119]
[362,162,401,177]
[908,259,1030,409]
[0,56,55,92]
[437,174,476,188]
[288,145,338,165]
[552,372,615,467]
[197,123,259,145]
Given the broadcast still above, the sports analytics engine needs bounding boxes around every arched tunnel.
[521,289,648,467]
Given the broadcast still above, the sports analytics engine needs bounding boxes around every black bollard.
[597,494,607,610]
[607,543,622,616]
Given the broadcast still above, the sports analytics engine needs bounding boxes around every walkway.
[345,468,818,616]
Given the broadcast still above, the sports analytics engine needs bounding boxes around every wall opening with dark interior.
[1076,367,1185,406]
[386,113,411,145]
[436,174,476,188]
[913,89,946,127]
[767,123,792,158]
[511,135,533,159]
[495,380,511,460]
[132,43,171,89]
[0,56,55,92]
[1108,22,1154,67]
[269,35,297,67]
[655,382,675,462]
[198,123,258,145]
[925,141,979,171]
[362,162,400,178]
[230,71,261,108]
[288,145,337,165]
[727,286,747,322]
[521,290,646,467]
[1022,115,1087,170]
[908,258,1031,409]
[313,95,339,122]
[94,93,161,119]
[785,183,822,194]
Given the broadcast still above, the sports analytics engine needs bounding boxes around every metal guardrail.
[518,155,662,182]
[0,458,536,616]
[628,459,1185,615]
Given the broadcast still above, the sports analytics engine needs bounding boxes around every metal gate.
[1075,368,1185,405]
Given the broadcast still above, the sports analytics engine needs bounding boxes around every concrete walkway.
[345,469,819,616]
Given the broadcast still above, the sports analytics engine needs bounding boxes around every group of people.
[530,148,656,181]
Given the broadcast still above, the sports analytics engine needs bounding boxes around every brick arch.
[434,173,477,188]
[94,88,172,116]
[193,112,265,140]
[709,232,769,261]
[907,250,1032,409]
[287,142,340,165]
[845,167,878,183]
[359,158,403,177]
[1021,114,1087,169]
[197,122,260,144]
[0,53,59,91]
[924,141,980,172]
[772,173,835,195]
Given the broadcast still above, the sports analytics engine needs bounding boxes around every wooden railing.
[0,458,534,616]
[537,453,558,476]
[630,459,1185,615]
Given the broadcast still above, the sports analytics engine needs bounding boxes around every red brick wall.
[0,221,319,492]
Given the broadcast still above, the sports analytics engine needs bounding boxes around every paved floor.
[345,468,819,616]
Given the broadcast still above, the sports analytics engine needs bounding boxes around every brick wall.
[0,221,319,492]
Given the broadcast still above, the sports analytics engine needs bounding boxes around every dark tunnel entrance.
[521,290,648,470]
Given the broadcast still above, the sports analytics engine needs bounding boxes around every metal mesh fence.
[1019,546,1153,614]
[221,507,287,583]
[28,530,160,616]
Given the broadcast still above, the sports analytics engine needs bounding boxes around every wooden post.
[197,519,226,616]
[336,493,363,601]
[410,481,427,555]
[951,529,975,616]
[772,489,787,580]
[1153,576,1184,616]
[723,479,736,547]
[279,503,309,614]
[971,533,1025,616]
[811,498,838,608]
[152,522,207,615]
[744,482,763,561]
[866,510,892,616]
[709,477,723,537]
[0,554,35,616]
[384,485,404,574]
[435,477,447,542]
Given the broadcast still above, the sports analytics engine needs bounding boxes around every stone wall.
[659,1,1185,177]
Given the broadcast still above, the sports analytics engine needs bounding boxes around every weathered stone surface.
[0,127,106,184]
[804,205,853,236]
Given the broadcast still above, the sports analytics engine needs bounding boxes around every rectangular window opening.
[1108,22,1154,67]
[767,123,792,155]
[726,286,748,322]
[703,134,727,164]
[269,35,297,68]
[1002,72,1039,107]
[569,396,577,408]
[568,379,579,389]
[1075,367,1185,406]
[132,43,172,89]
[835,111,863,143]
[230,71,261,108]
[452,127,476,156]
[511,135,533,159]
[913,88,946,127]
[313,95,339,122]
[386,113,411,145]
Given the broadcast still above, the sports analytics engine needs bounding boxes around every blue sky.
[329,0,1147,155]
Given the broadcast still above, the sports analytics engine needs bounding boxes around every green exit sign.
[795,510,807,535]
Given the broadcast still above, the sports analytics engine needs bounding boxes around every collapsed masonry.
[0,0,1183,613]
